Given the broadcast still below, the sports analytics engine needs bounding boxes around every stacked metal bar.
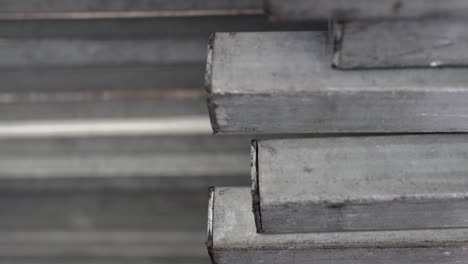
[206,1,468,263]
[0,1,323,263]
[0,135,251,264]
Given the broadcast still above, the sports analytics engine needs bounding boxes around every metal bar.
[0,17,320,39]
[252,135,468,234]
[0,231,206,260]
[0,191,209,232]
[0,117,212,137]
[0,16,317,93]
[265,0,468,21]
[333,19,468,69]
[0,65,206,93]
[0,38,206,68]
[209,187,468,264]
[0,95,208,121]
[0,0,263,20]
[0,18,317,123]
[207,31,468,134]
[0,134,250,179]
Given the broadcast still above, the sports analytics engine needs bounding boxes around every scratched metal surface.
[266,0,468,21]
[253,135,468,234]
[207,31,468,134]
[334,19,468,69]
[209,187,468,264]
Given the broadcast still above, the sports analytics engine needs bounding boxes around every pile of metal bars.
[206,1,468,263]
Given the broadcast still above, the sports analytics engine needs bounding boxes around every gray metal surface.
[0,135,250,179]
[0,38,205,68]
[266,0,468,21]
[0,187,229,264]
[334,19,468,69]
[0,231,207,264]
[0,197,208,263]
[0,16,287,38]
[0,135,252,264]
[209,187,468,264]
[0,9,323,264]
[0,17,275,93]
[0,17,320,123]
[0,93,208,122]
[0,0,263,20]
[253,135,468,234]
[207,31,468,134]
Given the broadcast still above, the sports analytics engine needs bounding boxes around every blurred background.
[0,1,324,263]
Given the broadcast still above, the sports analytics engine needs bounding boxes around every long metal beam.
[207,31,468,134]
[252,135,468,234]
[0,135,250,179]
[209,187,468,264]
[0,38,205,68]
[265,0,468,21]
[0,17,319,122]
[0,0,263,20]
[333,19,468,69]
[0,231,207,264]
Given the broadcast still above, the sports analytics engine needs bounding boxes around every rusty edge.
[331,20,345,68]
[206,187,216,263]
[251,140,263,233]
[205,33,220,134]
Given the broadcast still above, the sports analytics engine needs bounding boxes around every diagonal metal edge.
[251,139,263,233]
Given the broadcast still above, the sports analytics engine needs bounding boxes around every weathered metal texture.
[207,31,468,134]
[0,0,263,20]
[265,0,468,21]
[334,19,468,69]
[209,187,468,264]
[252,135,468,234]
